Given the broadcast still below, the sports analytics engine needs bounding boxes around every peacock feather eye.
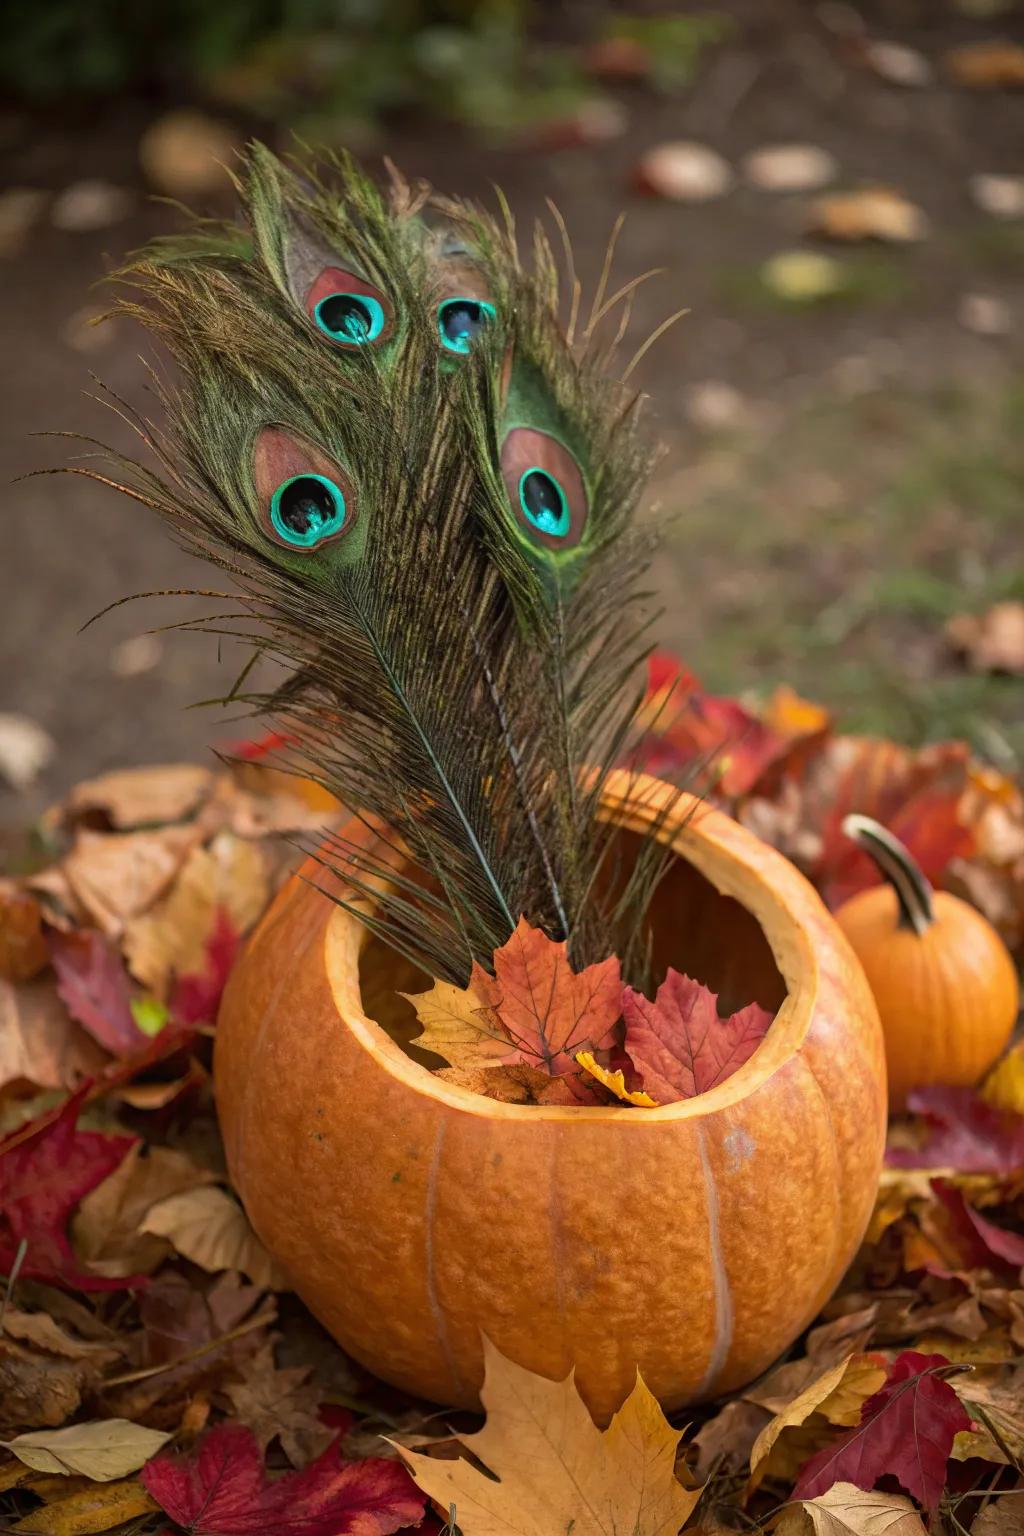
[437,297,496,355]
[500,428,588,551]
[253,427,358,554]
[315,293,386,345]
[304,267,394,350]
[518,468,569,539]
[270,474,347,549]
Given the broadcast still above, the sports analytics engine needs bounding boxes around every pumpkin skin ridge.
[694,1122,733,1397]
[215,773,886,1421]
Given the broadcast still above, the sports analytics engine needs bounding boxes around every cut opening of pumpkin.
[354,819,789,1111]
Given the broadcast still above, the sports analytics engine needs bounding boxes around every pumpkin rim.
[317,770,822,1123]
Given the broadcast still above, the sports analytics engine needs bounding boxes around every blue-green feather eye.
[500,428,588,552]
[305,267,393,350]
[438,298,496,355]
[270,474,347,549]
[518,468,570,539]
[314,293,386,345]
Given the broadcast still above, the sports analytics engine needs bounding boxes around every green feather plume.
[68,144,680,984]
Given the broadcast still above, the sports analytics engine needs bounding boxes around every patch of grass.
[657,376,1024,767]
[716,251,913,313]
[959,221,1024,273]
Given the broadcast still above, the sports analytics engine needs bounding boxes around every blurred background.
[1,0,1022,830]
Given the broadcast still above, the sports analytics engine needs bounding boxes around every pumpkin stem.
[841,814,935,936]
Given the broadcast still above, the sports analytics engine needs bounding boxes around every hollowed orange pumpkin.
[215,774,886,1422]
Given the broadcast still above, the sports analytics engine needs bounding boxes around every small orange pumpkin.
[834,813,1019,1112]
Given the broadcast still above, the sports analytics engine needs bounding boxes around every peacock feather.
[68,145,681,986]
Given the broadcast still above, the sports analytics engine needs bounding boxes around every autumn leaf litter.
[0,699,1023,1534]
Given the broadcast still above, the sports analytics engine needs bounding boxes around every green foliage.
[2,0,596,140]
[600,9,732,91]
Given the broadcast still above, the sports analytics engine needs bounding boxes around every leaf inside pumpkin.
[623,968,773,1102]
[406,916,622,1101]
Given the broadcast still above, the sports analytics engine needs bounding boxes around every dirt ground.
[2,0,1022,837]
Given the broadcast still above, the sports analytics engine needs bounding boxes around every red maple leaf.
[0,1085,145,1291]
[48,927,145,1055]
[813,738,974,908]
[225,729,300,762]
[634,655,791,797]
[792,1351,972,1510]
[622,969,773,1102]
[170,907,241,1028]
[141,1423,425,1536]
[487,917,622,1077]
[887,1086,1024,1174]
[925,1179,1024,1277]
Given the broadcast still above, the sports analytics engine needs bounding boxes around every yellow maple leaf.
[396,1339,698,1536]
[576,1051,659,1107]
[749,1353,887,1487]
[981,1043,1024,1116]
[401,977,509,1070]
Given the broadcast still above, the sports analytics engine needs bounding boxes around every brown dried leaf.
[635,140,734,202]
[11,1475,158,1534]
[103,1272,271,1424]
[946,40,1024,88]
[749,1353,888,1486]
[970,1498,1024,1536]
[223,1341,333,1467]
[955,1362,1024,1465]
[693,1398,771,1477]
[138,110,241,198]
[947,603,1024,676]
[65,765,213,830]
[0,882,49,982]
[0,1420,171,1481]
[809,187,929,243]
[0,1311,122,1366]
[209,770,342,839]
[139,1185,289,1289]
[72,1144,218,1278]
[124,834,270,995]
[0,1341,87,1433]
[0,977,107,1097]
[778,1483,928,1536]
[63,827,199,937]
[23,867,88,932]
[806,1306,880,1364]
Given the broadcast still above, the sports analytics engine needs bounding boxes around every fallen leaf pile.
[634,652,1024,954]
[0,719,1022,1533]
[405,917,773,1107]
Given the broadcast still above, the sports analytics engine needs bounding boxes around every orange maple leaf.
[486,917,622,1077]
